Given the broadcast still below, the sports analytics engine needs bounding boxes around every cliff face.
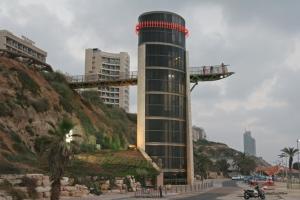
[0,56,136,173]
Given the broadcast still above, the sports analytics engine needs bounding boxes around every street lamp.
[297,139,300,182]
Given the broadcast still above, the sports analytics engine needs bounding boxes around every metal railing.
[66,71,138,83]
[134,180,214,198]
[67,65,230,84]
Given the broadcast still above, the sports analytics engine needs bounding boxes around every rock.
[36,186,51,193]
[43,191,50,198]
[42,177,50,187]
[13,186,27,193]
[64,186,76,191]
[61,177,69,186]
[60,191,70,196]
[101,183,109,191]
[7,179,22,186]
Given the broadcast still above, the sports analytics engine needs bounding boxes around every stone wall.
[0,174,89,199]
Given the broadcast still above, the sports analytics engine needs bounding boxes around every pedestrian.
[159,185,163,198]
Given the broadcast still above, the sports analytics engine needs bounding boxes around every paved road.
[174,180,241,200]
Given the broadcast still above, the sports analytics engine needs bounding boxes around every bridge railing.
[67,65,230,83]
[189,65,228,76]
[67,71,138,83]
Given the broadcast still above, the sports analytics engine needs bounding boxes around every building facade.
[136,11,193,185]
[85,49,129,112]
[243,130,256,156]
[0,30,47,62]
[192,126,206,141]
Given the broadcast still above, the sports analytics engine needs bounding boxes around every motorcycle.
[244,185,265,199]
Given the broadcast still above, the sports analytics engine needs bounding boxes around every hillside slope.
[194,139,270,167]
[0,56,136,173]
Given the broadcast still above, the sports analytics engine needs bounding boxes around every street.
[173,180,241,200]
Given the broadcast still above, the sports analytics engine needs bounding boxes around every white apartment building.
[0,30,47,62]
[85,48,129,112]
[192,126,207,141]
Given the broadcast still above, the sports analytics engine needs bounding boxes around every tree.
[233,153,256,175]
[281,147,299,171]
[48,119,80,200]
[194,153,213,180]
[215,159,230,177]
[293,162,300,170]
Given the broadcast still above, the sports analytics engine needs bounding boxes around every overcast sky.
[1,0,300,164]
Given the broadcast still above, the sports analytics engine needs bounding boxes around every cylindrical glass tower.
[136,11,193,185]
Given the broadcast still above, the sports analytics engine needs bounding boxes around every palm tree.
[281,147,299,171]
[48,119,80,200]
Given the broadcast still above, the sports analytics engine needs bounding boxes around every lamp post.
[297,139,300,182]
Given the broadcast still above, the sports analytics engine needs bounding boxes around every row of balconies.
[6,37,46,61]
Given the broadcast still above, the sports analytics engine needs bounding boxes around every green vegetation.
[42,71,75,113]
[0,101,13,117]
[194,153,213,180]
[47,118,80,200]
[67,151,159,182]
[0,161,21,174]
[25,125,35,136]
[233,153,256,175]
[17,70,40,94]
[215,159,230,177]
[31,98,49,113]
[281,147,299,170]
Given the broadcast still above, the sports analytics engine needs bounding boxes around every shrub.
[80,143,97,153]
[59,96,73,113]
[0,161,21,174]
[34,136,52,154]
[0,102,13,117]
[77,110,96,134]
[25,125,35,136]
[31,98,49,113]
[17,70,40,94]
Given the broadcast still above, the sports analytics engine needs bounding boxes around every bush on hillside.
[0,101,13,117]
[31,98,49,113]
[17,70,40,94]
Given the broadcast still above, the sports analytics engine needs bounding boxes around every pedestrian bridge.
[67,64,234,91]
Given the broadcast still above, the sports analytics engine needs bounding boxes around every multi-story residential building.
[192,126,207,141]
[243,130,256,156]
[85,48,129,112]
[0,30,47,62]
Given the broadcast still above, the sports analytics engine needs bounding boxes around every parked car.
[231,175,244,180]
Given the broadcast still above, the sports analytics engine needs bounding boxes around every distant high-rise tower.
[243,130,256,156]
[85,48,130,112]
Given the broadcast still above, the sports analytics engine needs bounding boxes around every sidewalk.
[62,179,223,200]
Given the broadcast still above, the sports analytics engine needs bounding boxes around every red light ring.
[135,21,189,37]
